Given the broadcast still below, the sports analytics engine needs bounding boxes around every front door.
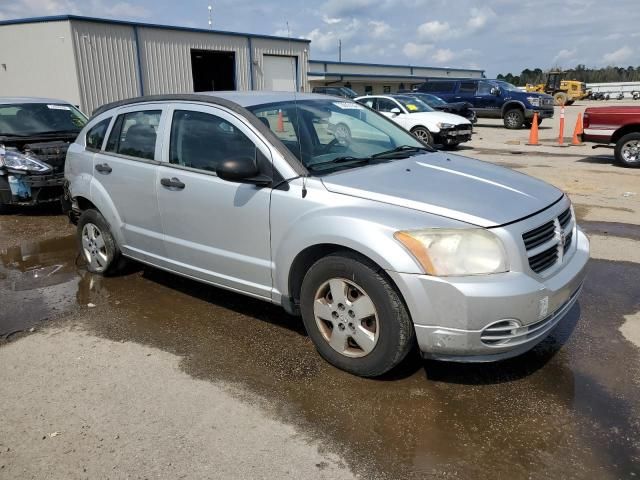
[94,106,167,262]
[156,104,273,299]
[473,80,502,117]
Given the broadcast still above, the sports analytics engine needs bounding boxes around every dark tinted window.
[0,102,87,136]
[419,81,456,93]
[459,81,477,93]
[376,98,400,112]
[169,110,256,172]
[106,110,161,160]
[477,81,494,95]
[86,118,111,151]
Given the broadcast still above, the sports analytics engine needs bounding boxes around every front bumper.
[388,228,589,362]
[436,127,473,145]
[0,171,65,206]
[525,108,554,120]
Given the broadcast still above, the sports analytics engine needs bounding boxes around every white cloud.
[368,20,390,38]
[603,46,634,64]
[432,48,454,63]
[321,0,378,16]
[554,48,576,62]
[417,20,454,40]
[403,42,433,59]
[306,18,361,53]
[0,0,149,19]
[466,7,496,31]
[322,14,342,25]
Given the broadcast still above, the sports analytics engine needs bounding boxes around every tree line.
[497,65,640,86]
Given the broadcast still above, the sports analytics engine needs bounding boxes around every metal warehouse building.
[0,15,310,114]
[309,60,485,96]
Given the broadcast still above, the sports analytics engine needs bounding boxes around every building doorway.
[191,49,236,92]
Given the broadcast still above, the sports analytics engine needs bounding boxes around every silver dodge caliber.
[64,92,589,377]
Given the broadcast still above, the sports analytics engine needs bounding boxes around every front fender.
[501,100,527,115]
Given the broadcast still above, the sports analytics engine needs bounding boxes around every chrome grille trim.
[522,207,574,274]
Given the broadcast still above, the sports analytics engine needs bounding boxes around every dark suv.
[417,79,555,129]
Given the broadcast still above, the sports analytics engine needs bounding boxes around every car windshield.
[414,94,446,107]
[0,102,87,136]
[393,96,435,113]
[494,81,520,92]
[247,98,431,174]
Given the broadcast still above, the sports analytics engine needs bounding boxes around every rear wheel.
[503,109,524,129]
[614,133,640,168]
[300,252,415,377]
[411,126,434,145]
[77,209,126,275]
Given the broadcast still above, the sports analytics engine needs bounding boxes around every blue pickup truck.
[416,79,555,129]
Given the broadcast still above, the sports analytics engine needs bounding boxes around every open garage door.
[263,55,297,91]
[191,49,236,92]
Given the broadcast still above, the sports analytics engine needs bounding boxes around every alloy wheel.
[81,223,109,273]
[621,140,640,163]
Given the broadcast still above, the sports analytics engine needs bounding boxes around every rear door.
[455,80,478,103]
[93,105,167,262]
[419,80,457,101]
[155,103,273,299]
[473,80,502,117]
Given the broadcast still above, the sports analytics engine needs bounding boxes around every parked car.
[312,86,359,99]
[416,78,555,129]
[65,92,589,377]
[407,92,477,124]
[356,94,472,148]
[582,106,640,168]
[0,97,87,212]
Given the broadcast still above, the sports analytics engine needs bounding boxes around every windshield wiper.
[307,156,370,171]
[371,145,432,159]
[37,130,81,136]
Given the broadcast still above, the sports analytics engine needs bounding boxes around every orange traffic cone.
[526,112,540,146]
[571,113,584,146]
[277,110,284,133]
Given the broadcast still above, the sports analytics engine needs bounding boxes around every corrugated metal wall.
[251,38,309,91]
[71,21,141,114]
[137,27,251,95]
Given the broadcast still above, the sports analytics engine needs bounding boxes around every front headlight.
[394,228,509,276]
[436,122,456,129]
[0,147,52,173]
[526,96,541,107]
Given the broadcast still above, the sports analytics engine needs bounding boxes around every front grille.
[522,207,574,274]
[24,141,69,173]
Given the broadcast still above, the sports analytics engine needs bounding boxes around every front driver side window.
[376,99,400,113]
[169,110,257,172]
[477,81,494,96]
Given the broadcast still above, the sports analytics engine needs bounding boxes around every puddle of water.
[2,234,640,478]
[580,221,640,242]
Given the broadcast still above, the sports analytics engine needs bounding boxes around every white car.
[355,94,472,148]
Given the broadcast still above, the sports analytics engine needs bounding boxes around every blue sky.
[1,0,638,76]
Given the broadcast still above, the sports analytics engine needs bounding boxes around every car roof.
[195,91,330,107]
[0,97,74,105]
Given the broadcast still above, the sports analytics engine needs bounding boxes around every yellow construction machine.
[525,71,589,105]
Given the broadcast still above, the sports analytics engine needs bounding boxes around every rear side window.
[419,81,456,93]
[459,81,477,93]
[169,110,256,172]
[85,118,111,151]
[105,110,161,160]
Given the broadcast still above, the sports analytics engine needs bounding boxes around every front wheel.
[411,126,434,145]
[77,209,126,275]
[503,109,524,129]
[300,252,415,377]
[615,133,640,168]
[524,117,543,128]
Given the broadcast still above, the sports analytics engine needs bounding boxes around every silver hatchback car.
[64,92,589,377]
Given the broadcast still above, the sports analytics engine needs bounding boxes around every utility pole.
[338,39,342,62]
[208,4,212,29]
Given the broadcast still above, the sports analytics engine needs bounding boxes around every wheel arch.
[501,100,525,115]
[612,124,640,144]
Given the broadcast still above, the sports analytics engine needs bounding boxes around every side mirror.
[490,87,500,96]
[216,157,271,186]
[390,107,402,115]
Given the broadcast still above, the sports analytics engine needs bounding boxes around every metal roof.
[0,14,311,43]
[309,59,485,74]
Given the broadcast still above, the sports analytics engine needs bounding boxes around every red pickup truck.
[583,106,640,168]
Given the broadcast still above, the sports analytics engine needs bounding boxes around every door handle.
[160,177,185,190]
[95,163,112,174]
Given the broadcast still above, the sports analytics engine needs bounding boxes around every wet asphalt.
[1,213,639,479]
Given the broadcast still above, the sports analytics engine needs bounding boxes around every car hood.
[585,106,640,114]
[409,111,470,126]
[321,153,563,228]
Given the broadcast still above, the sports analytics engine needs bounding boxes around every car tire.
[554,92,568,106]
[614,133,640,168]
[503,109,524,129]
[77,209,126,275]
[411,126,434,145]
[524,117,543,128]
[300,252,415,377]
